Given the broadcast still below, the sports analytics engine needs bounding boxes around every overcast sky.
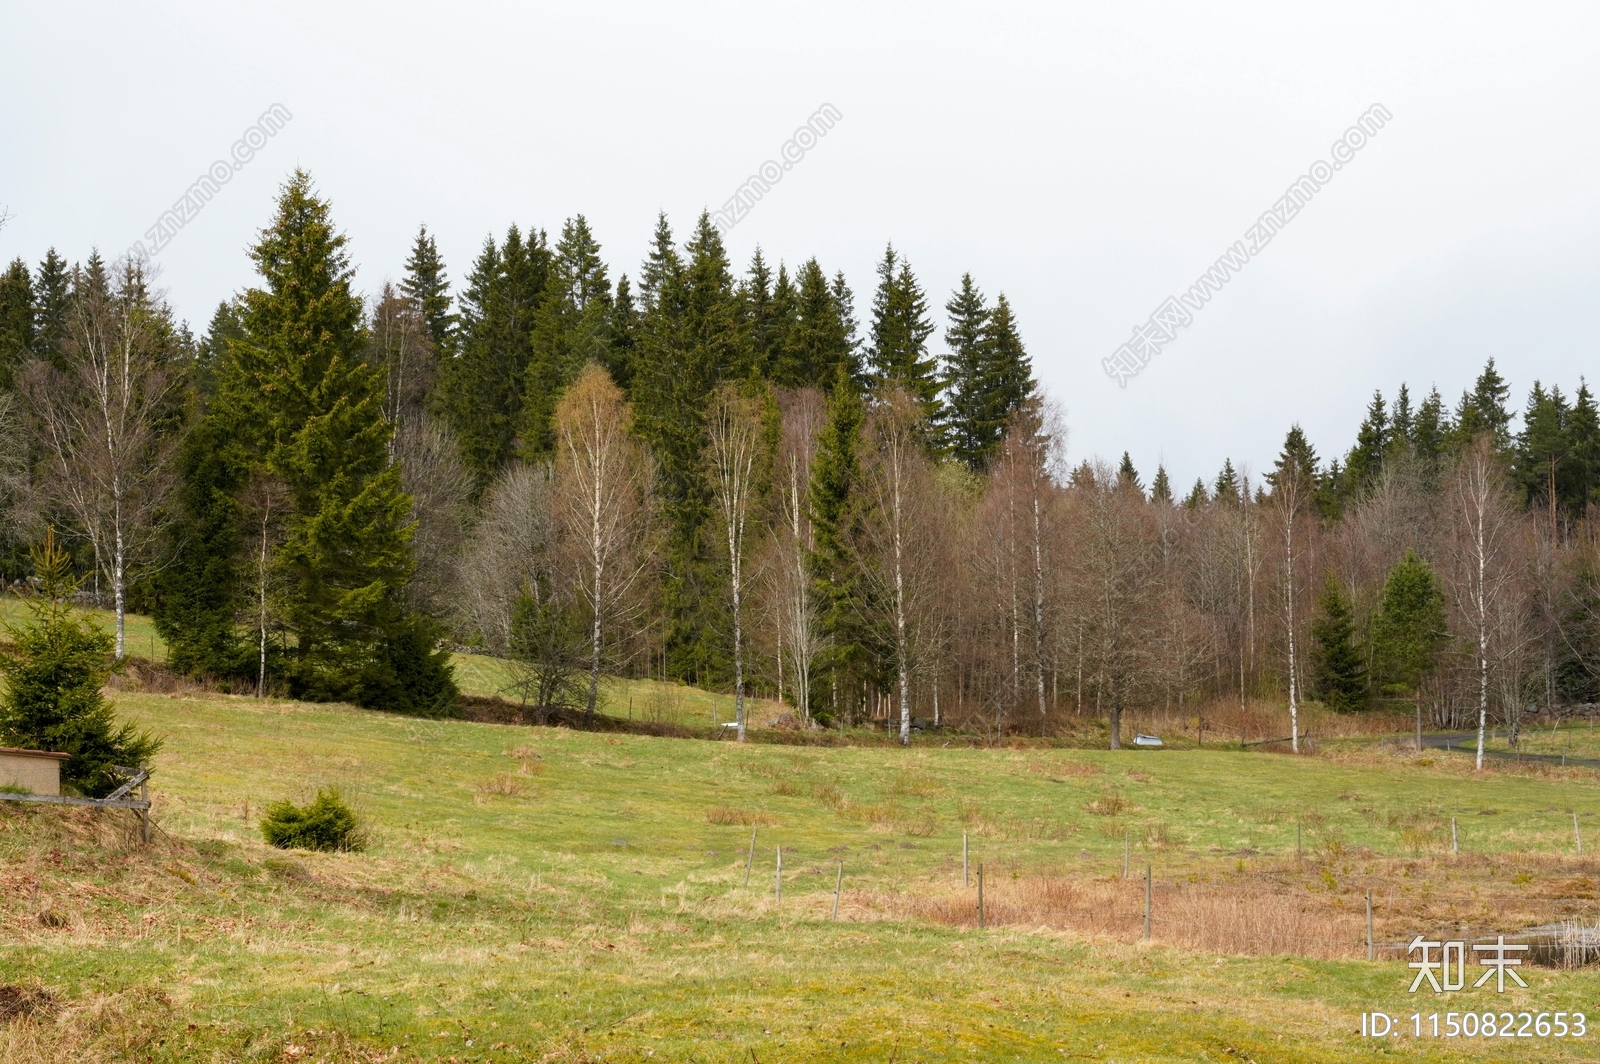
[3,1,1597,490]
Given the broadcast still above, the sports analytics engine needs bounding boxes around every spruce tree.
[229,170,455,712]
[1341,390,1387,498]
[1513,381,1573,531]
[1,532,161,796]
[31,249,71,368]
[1454,357,1513,451]
[434,225,549,491]
[0,258,34,389]
[1117,452,1143,495]
[807,365,868,721]
[1568,380,1599,513]
[941,273,991,469]
[738,248,788,380]
[1150,465,1172,503]
[779,259,854,389]
[521,215,612,458]
[606,274,639,392]
[1214,459,1240,504]
[866,245,941,428]
[1369,551,1448,715]
[982,293,1035,435]
[1184,478,1208,508]
[1309,573,1366,711]
[400,224,454,353]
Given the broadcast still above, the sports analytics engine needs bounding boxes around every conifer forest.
[0,170,1594,752]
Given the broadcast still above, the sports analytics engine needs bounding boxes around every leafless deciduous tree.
[553,363,653,719]
[1069,461,1158,749]
[861,388,944,746]
[24,262,182,658]
[766,387,824,721]
[706,383,767,741]
[459,462,554,656]
[1445,437,1523,769]
[395,414,471,616]
[239,473,289,696]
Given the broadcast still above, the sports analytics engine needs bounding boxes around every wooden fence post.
[1451,818,1458,855]
[832,862,843,921]
[1143,864,1152,941]
[1123,831,1130,879]
[977,864,985,929]
[745,827,757,887]
[963,832,969,887]
[1296,823,1302,862]
[1366,890,1374,960]
[1575,813,1583,856]
[775,846,782,902]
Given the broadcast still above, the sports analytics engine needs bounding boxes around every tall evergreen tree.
[606,274,639,391]
[1342,390,1387,498]
[31,249,71,368]
[1185,477,1208,508]
[1214,458,1240,504]
[1568,380,1600,513]
[1454,357,1513,451]
[434,225,549,490]
[521,215,613,458]
[866,245,940,427]
[808,364,868,720]
[1117,452,1143,495]
[1309,572,1366,710]
[1413,386,1451,466]
[777,259,855,389]
[225,170,454,712]
[400,224,454,353]
[1513,381,1574,532]
[1150,464,1172,503]
[0,258,34,389]
[738,248,789,380]
[941,273,992,470]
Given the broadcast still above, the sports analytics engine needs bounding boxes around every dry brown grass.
[475,772,527,798]
[850,874,1362,959]
[705,806,777,826]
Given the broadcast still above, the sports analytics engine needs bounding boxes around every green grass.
[7,683,1600,1061]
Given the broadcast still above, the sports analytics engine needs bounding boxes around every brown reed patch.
[1084,793,1127,816]
[475,773,527,798]
[864,874,1365,960]
[705,806,777,827]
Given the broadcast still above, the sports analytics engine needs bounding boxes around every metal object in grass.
[1133,734,1163,748]
[0,762,152,843]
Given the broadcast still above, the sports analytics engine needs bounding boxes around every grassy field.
[5,601,1600,1061]
[6,671,1600,1061]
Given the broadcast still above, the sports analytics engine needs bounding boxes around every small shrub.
[260,788,363,852]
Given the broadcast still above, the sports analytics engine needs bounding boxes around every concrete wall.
[0,750,65,796]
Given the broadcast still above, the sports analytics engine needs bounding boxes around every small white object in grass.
[1133,734,1164,748]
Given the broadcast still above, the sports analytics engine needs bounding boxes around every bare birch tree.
[861,388,941,746]
[1445,437,1520,769]
[769,388,825,721]
[24,261,181,659]
[706,383,767,741]
[239,473,289,696]
[553,363,653,720]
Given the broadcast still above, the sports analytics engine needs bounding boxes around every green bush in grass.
[260,788,363,851]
